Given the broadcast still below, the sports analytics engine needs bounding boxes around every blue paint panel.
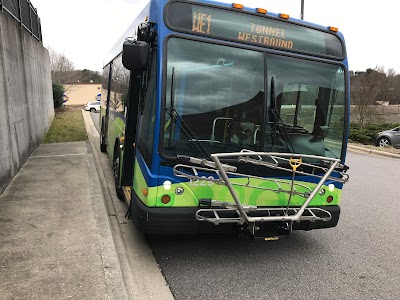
[136,150,160,187]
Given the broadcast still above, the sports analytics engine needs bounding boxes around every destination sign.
[166,2,344,58]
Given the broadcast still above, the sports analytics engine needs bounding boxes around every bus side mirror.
[122,40,150,72]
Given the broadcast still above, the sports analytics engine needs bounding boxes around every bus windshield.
[163,38,346,160]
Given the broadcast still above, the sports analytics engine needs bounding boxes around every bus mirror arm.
[122,40,150,72]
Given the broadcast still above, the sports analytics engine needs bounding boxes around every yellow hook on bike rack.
[289,157,302,171]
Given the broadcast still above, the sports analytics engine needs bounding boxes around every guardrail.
[0,0,42,43]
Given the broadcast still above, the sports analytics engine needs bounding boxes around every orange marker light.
[161,195,171,204]
[232,3,244,9]
[327,195,334,203]
[142,189,148,196]
[280,13,289,19]
[257,8,267,14]
[329,26,338,32]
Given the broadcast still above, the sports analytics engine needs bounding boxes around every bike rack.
[173,150,349,236]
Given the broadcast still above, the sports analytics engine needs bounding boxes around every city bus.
[100,0,350,239]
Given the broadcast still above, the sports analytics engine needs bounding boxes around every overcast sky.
[33,0,397,73]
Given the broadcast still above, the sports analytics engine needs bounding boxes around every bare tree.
[376,67,398,104]
[48,47,76,85]
[351,66,388,125]
[392,74,400,104]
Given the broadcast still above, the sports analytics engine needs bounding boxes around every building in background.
[63,83,101,105]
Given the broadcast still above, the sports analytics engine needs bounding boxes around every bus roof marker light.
[163,180,172,190]
[142,189,148,196]
[279,13,289,19]
[257,8,267,14]
[232,3,244,9]
[329,26,338,32]
[328,184,335,192]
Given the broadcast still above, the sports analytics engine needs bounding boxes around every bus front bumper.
[130,193,341,235]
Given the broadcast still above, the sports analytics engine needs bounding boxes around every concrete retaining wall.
[0,14,53,194]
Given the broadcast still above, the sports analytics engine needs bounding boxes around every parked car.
[375,126,400,148]
[85,101,100,113]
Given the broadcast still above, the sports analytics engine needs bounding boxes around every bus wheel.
[113,146,124,201]
[100,120,107,152]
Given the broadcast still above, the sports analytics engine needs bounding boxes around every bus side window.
[101,64,111,108]
[137,52,157,166]
[109,55,130,115]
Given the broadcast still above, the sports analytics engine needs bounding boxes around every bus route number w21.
[190,176,214,186]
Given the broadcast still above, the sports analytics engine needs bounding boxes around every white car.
[85,101,100,113]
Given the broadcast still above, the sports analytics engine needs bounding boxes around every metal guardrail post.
[34,7,39,40]
[29,2,33,36]
[28,0,32,33]
[18,0,22,26]
[38,17,42,42]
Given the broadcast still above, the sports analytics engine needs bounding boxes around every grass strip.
[43,106,88,143]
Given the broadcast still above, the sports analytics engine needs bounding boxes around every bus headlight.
[163,180,172,190]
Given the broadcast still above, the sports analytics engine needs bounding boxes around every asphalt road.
[148,151,400,300]
[88,113,400,299]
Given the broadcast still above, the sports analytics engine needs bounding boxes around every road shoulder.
[82,110,174,300]
[347,143,400,159]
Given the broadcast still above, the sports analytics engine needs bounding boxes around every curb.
[81,111,174,300]
[348,144,400,159]
[82,110,135,299]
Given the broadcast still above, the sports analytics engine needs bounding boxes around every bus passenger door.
[121,73,140,187]
[100,64,112,152]
[122,50,157,187]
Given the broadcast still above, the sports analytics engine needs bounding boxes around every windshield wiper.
[168,67,176,150]
[165,107,210,159]
[166,67,210,159]
[270,77,295,153]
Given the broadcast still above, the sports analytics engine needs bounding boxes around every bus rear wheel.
[100,120,107,152]
[113,146,124,201]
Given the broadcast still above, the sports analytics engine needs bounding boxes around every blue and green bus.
[100,0,350,238]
